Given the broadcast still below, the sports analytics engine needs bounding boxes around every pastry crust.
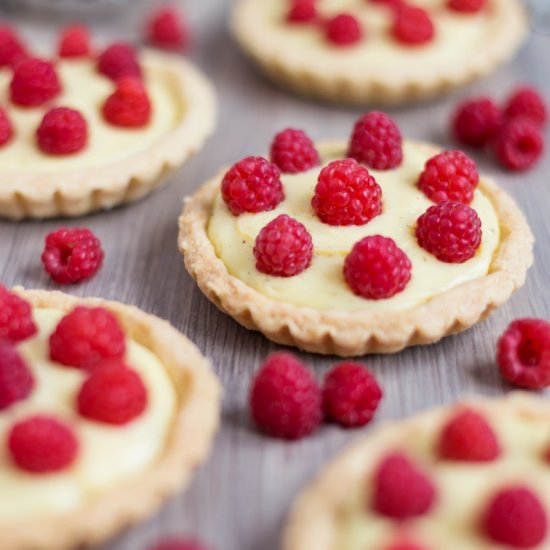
[0,50,217,220]
[178,140,534,357]
[2,289,221,550]
[282,392,549,550]
[231,0,528,105]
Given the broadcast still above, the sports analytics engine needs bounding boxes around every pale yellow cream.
[208,142,500,311]
[0,308,177,521]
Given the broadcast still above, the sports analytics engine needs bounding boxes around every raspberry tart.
[231,0,527,105]
[0,287,220,550]
[283,393,550,550]
[178,114,533,356]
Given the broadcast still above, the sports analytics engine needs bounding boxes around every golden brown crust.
[2,289,221,550]
[230,0,528,105]
[178,140,534,357]
[0,50,217,220]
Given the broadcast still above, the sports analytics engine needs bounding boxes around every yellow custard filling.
[0,308,177,521]
[208,142,500,312]
[0,57,183,172]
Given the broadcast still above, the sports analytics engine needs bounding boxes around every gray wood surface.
[0,2,549,549]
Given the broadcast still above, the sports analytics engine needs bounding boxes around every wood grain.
[0,2,549,549]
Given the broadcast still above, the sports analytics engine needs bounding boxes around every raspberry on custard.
[497,318,550,390]
[10,58,61,107]
[392,6,435,45]
[344,235,412,300]
[493,118,544,172]
[270,128,320,174]
[0,107,14,148]
[103,77,152,128]
[149,538,211,550]
[448,0,486,12]
[249,352,322,440]
[348,111,403,170]
[58,24,92,58]
[147,6,189,50]
[97,42,142,81]
[312,159,382,226]
[0,26,27,68]
[0,342,35,411]
[0,285,37,343]
[505,86,548,127]
[287,0,318,23]
[325,14,363,46]
[36,107,88,155]
[221,156,284,215]
[49,306,126,370]
[452,97,502,148]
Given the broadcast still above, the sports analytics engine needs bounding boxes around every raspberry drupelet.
[270,128,320,174]
[0,342,35,411]
[58,24,92,58]
[392,6,434,45]
[325,14,363,46]
[505,86,548,127]
[103,78,152,128]
[147,7,189,50]
[493,118,544,172]
[10,58,61,107]
[0,285,37,343]
[37,107,88,155]
[287,0,318,23]
[98,42,142,81]
[0,107,14,148]
[452,97,502,148]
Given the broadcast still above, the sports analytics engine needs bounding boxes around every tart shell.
[3,289,221,550]
[178,141,534,357]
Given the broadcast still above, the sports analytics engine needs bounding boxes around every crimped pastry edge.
[0,50,217,220]
[2,288,221,550]
[178,140,534,357]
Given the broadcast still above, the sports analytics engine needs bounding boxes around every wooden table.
[1,3,549,549]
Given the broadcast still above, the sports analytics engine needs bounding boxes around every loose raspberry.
[497,318,550,389]
[344,236,412,300]
[49,306,126,370]
[36,107,88,156]
[312,159,382,226]
[392,6,434,45]
[0,342,34,411]
[103,78,152,128]
[418,150,479,204]
[253,214,313,277]
[438,408,500,462]
[505,87,548,127]
[325,14,363,46]
[147,7,189,50]
[270,128,320,174]
[0,26,27,68]
[416,201,482,263]
[372,452,436,519]
[448,0,486,12]
[97,42,141,81]
[322,362,383,428]
[0,107,14,148]
[8,415,78,473]
[452,97,502,148]
[348,112,403,170]
[0,285,37,343]
[221,156,284,215]
[287,0,318,23]
[58,24,91,58]
[482,487,547,547]
[494,119,544,172]
[149,538,211,550]
[78,361,147,425]
[10,58,61,107]
[41,227,104,284]
[249,352,322,440]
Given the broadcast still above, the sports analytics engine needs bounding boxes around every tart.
[0,287,220,550]
[178,116,533,356]
[283,393,550,550]
[231,0,528,105]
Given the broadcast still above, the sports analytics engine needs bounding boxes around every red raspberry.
[416,201,482,263]
[437,408,500,462]
[147,7,189,50]
[348,112,403,170]
[253,214,313,277]
[392,6,434,45]
[78,361,147,425]
[0,285,37,343]
[494,119,544,172]
[49,306,126,370]
[97,42,142,81]
[418,150,479,204]
[448,0,486,12]
[41,227,104,284]
[0,26,27,68]
[312,159,382,226]
[58,24,91,58]
[249,352,322,440]
[10,58,61,107]
[0,342,35,411]
[325,14,363,46]
[8,415,78,473]
[322,362,383,428]
[221,156,284,215]
[270,128,320,174]
[372,453,436,519]
[103,78,152,128]
[452,97,502,148]
[149,538,211,550]
[482,487,547,547]
[497,318,550,389]
[344,236,412,300]
[505,87,548,127]
[0,107,14,148]
[287,0,318,23]
[36,107,88,156]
